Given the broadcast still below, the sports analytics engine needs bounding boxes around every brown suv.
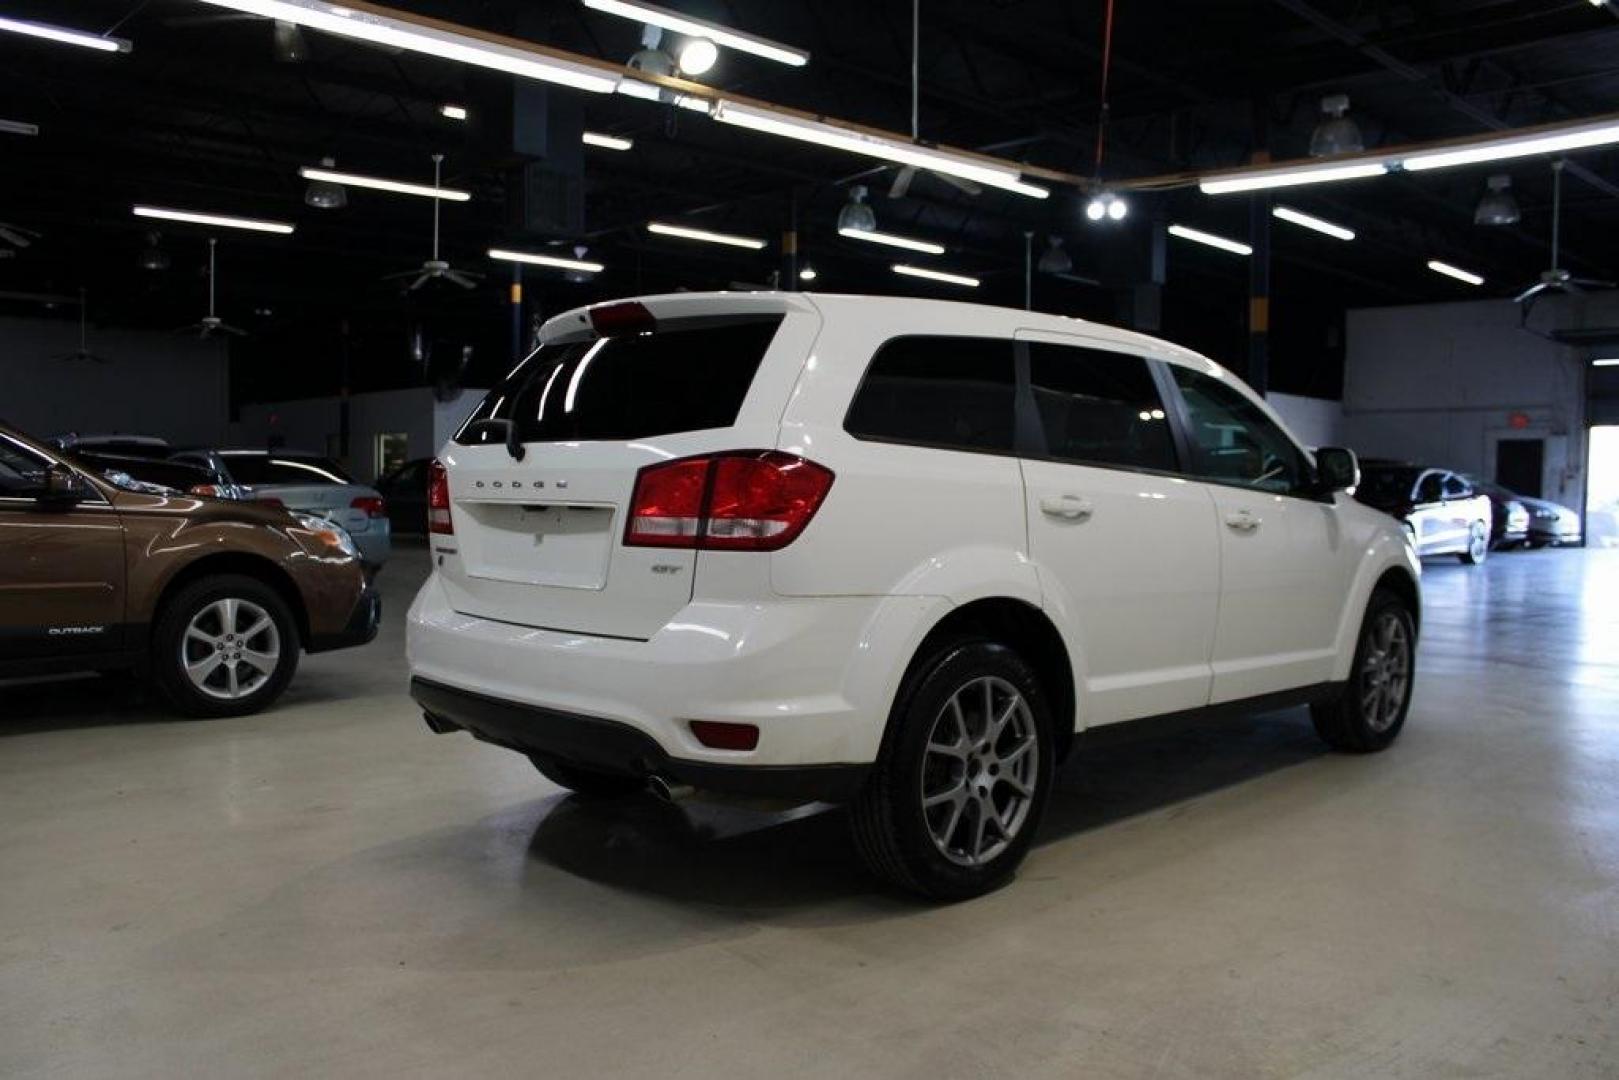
[0,422,379,716]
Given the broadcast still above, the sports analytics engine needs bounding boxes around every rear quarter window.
[460,315,784,444]
[844,336,1016,453]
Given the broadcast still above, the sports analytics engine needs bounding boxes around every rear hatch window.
[458,315,784,445]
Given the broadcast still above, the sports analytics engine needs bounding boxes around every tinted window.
[1417,473,1443,503]
[1029,344,1176,471]
[1442,474,1471,499]
[460,315,782,445]
[0,437,51,496]
[845,337,1015,453]
[1358,466,1421,508]
[1170,366,1309,494]
[222,455,353,486]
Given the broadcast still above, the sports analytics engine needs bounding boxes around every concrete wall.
[1269,392,1345,449]
[1342,293,1617,512]
[0,315,229,444]
[234,387,485,482]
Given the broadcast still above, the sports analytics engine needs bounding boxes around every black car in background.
[1463,477,1531,549]
[375,458,432,535]
[1519,495,1584,548]
[1355,460,1495,564]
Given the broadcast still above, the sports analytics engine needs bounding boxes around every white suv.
[407,292,1420,900]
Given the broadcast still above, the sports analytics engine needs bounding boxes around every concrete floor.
[2,545,1617,1079]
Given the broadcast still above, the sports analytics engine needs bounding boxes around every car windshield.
[1357,466,1421,508]
[223,454,352,486]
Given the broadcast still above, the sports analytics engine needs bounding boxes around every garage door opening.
[1589,427,1619,548]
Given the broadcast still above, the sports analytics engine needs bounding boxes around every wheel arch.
[890,597,1077,763]
[1373,565,1421,636]
[150,553,311,647]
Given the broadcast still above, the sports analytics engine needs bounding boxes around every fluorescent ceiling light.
[837,227,945,255]
[192,1,618,93]
[1272,205,1356,241]
[298,165,471,201]
[439,104,468,121]
[893,264,979,288]
[1402,117,1619,172]
[0,119,40,137]
[712,100,1048,199]
[580,0,809,67]
[489,248,605,273]
[1168,224,1252,256]
[1591,358,1619,367]
[1427,260,1484,286]
[583,131,634,151]
[616,79,662,103]
[0,15,129,53]
[647,222,766,250]
[1200,160,1388,195]
[132,206,295,235]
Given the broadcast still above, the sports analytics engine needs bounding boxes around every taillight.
[351,495,387,519]
[428,460,453,535]
[625,452,833,552]
[189,484,223,497]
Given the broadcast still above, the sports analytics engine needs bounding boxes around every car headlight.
[1534,509,1556,520]
[291,512,360,559]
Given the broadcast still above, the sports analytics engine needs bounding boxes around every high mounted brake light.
[588,301,656,337]
[625,451,834,552]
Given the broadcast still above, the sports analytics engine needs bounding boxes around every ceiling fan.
[1514,160,1616,306]
[52,289,111,364]
[383,155,483,292]
[179,238,247,338]
[886,0,984,201]
[0,221,40,250]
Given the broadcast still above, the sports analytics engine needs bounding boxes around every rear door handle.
[1225,509,1261,532]
[1040,495,1094,521]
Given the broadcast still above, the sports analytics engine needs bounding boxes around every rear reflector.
[428,460,453,535]
[189,484,225,498]
[588,300,656,337]
[351,495,387,518]
[624,451,833,552]
[689,720,760,751]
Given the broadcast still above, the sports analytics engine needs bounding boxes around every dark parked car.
[1355,460,1494,564]
[1518,495,1583,548]
[1463,477,1531,549]
[375,457,432,535]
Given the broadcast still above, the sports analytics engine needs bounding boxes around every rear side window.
[459,315,783,444]
[1028,344,1176,471]
[845,337,1015,453]
[222,455,353,486]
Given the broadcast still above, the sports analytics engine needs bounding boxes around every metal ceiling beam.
[1267,0,1619,199]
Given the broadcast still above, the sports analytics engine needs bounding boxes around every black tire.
[850,640,1055,902]
[529,756,648,799]
[151,574,301,718]
[1526,538,1549,550]
[1311,588,1416,753]
[1459,523,1489,565]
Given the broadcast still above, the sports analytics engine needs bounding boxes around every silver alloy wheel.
[181,597,281,701]
[1359,611,1411,733]
[1470,527,1488,562]
[920,675,1040,867]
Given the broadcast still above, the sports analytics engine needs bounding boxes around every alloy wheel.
[1359,611,1411,733]
[181,597,281,701]
[920,676,1040,867]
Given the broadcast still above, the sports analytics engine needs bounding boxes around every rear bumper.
[411,678,867,802]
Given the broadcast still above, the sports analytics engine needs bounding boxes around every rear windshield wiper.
[461,418,526,462]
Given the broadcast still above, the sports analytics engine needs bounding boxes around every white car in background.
[408,293,1420,900]
[174,449,392,571]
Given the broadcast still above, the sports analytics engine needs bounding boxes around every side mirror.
[1315,447,1360,495]
[37,463,89,507]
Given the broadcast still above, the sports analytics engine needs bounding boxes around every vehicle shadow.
[0,673,169,735]
[523,707,1328,910]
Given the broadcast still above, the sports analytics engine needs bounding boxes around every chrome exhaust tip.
[646,776,696,803]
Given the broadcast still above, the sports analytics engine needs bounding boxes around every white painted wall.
[0,315,229,444]
[1342,293,1617,512]
[234,387,486,482]
[1269,392,1345,449]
